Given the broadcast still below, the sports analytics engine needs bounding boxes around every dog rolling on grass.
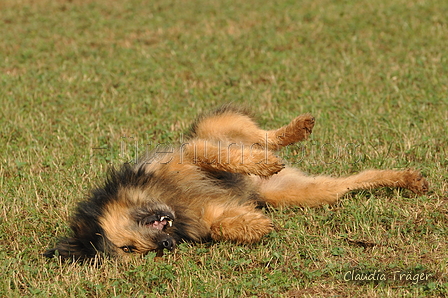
[44,106,429,261]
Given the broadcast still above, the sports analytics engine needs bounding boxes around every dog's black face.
[134,210,176,254]
[44,165,183,260]
[44,199,179,261]
[98,200,177,258]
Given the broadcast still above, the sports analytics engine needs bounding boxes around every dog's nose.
[158,236,175,251]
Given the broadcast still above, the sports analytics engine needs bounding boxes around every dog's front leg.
[202,203,274,244]
[181,140,285,177]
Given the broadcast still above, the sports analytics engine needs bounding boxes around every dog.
[44,105,429,260]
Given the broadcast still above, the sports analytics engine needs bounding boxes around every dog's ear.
[44,237,97,261]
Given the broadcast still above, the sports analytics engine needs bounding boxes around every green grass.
[1,0,447,296]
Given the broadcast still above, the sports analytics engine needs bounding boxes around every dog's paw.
[277,114,315,146]
[403,169,429,195]
[291,114,315,142]
[297,113,315,137]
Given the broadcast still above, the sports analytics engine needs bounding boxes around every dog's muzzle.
[155,234,175,257]
[141,212,174,230]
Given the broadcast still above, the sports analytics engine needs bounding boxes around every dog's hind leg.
[202,203,274,244]
[257,167,429,207]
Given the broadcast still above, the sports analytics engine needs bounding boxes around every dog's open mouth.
[147,216,173,230]
[140,213,174,231]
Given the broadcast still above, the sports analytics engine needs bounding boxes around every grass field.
[1,0,447,296]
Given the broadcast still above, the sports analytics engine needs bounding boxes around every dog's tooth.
[160,216,165,221]
[168,220,173,227]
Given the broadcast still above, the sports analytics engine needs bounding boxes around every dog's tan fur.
[45,106,429,260]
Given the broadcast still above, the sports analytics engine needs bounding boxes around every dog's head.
[44,165,177,261]
[99,199,176,258]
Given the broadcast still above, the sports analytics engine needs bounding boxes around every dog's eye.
[120,245,136,253]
